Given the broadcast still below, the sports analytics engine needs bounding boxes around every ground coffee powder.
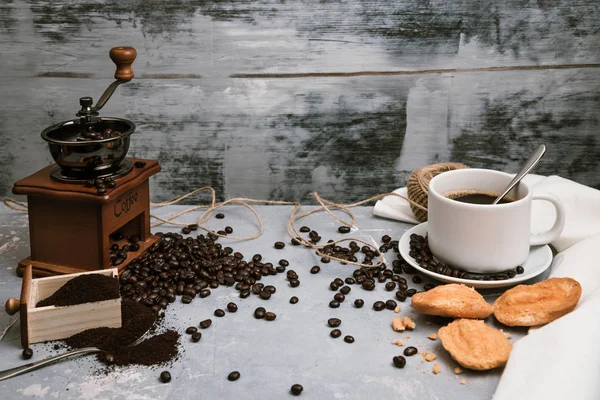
[37,274,120,307]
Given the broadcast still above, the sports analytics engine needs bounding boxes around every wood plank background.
[1,0,599,204]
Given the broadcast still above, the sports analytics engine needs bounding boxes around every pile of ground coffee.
[37,274,120,307]
[63,299,179,367]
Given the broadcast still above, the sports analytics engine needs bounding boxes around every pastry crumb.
[427,333,437,340]
[393,339,404,346]
[432,363,441,374]
[454,367,464,375]
[422,351,437,362]
[392,316,415,331]
[402,316,416,330]
[500,329,512,339]
[394,306,401,314]
[459,379,466,385]
[406,335,411,339]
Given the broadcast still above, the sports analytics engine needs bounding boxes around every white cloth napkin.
[373,174,600,399]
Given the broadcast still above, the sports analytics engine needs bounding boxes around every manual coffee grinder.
[13,46,161,278]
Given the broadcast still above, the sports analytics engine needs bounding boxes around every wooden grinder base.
[13,158,160,278]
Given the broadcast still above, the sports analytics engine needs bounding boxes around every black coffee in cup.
[444,190,515,205]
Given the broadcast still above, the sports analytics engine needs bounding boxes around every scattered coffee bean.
[395,291,407,302]
[423,283,435,291]
[276,266,286,273]
[344,335,355,343]
[333,278,344,286]
[385,282,396,291]
[329,300,340,308]
[181,227,191,234]
[254,307,266,319]
[199,319,212,329]
[362,280,375,291]
[412,275,423,284]
[354,299,364,308]
[333,293,345,302]
[274,241,286,249]
[53,344,60,350]
[199,289,211,298]
[328,318,342,327]
[330,282,340,291]
[405,289,417,297]
[340,286,351,295]
[228,371,240,381]
[330,329,342,338]
[265,312,277,321]
[240,290,250,299]
[404,346,418,357]
[373,301,385,311]
[259,291,272,300]
[290,279,300,288]
[22,348,33,360]
[192,332,202,342]
[385,299,397,310]
[382,235,392,243]
[185,326,198,334]
[291,237,302,245]
[291,384,304,396]
[264,285,277,294]
[320,256,330,263]
[393,355,406,368]
[160,371,172,383]
[299,226,311,233]
[310,266,321,274]
[227,302,238,313]
[289,296,299,304]
[215,213,225,219]
[516,266,524,274]
[344,277,355,285]
[338,226,351,234]
[188,224,198,231]
[224,226,233,234]
[214,309,225,317]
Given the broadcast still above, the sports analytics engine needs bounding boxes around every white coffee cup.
[427,168,565,273]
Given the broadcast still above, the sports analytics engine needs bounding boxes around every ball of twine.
[407,162,470,222]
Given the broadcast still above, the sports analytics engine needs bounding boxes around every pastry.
[492,277,581,326]
[437,319,512,370]
[411,283,492,319]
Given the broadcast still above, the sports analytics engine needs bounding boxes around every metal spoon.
[492,144,546,204]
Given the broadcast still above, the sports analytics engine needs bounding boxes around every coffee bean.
[227,302,238,313]
[362,279,375,291]
[385,281,396,291]
[332,294,345,304]
[516,266,524,274]
[344,277,355,285]
[104,353,115,363]
[274,241,286,249]
[160,371,171,383]
[279,259,289,267]
[276,266,286,273]
[240,290,250,299]
[330,329,342,338]
[254,307,266,319]
[344,335,355,343]
[188,224,198,231]
[22,348,33,360]
[405,289,417,297]
[393,355,406,368]
[339,286,351,295]
[265,312,277,321]
[214,309,225,317]
[291,384,304,396]
[329,300,340,308]
[252,254,262,262]
[215,213,225,219]
[310,266,321,274]
[423,283,435,291]
[199,319,212,329]
[412,275,423,284]
[373,301,385,311]
[199,289,211,298]
[186,326,198,334]
[328,318,342,327]
[338,226,351,234]
[354,299,364,308]
[290,279,300,288]
[330,282,340,291]
[385,299,397,310]
[404,346,418,356]
[382,235,392,243]
[264,285,277,294]
[192,332,202,342]
[320,256,330,263]
[181,295,192,304]
[299,226,310,233]
[289,296,299,304]
[228,371,240,381]
[181,227,191,234]
[259,291,271,300]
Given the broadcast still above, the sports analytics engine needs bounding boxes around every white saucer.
[398,222,553,289]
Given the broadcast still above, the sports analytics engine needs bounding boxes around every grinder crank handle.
[93,46,137,112]
[0,347,103,382]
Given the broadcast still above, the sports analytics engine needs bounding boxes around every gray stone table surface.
[0,203,545,399]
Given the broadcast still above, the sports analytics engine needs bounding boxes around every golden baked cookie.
[411,283,492,319]
[437,319,512,370]
[492,277,582,327]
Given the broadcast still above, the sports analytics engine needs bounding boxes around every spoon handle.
[0,347,102,382]
[493,144,546,205]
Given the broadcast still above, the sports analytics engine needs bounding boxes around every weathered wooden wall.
[1,0,599,204]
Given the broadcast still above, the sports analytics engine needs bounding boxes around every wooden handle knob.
[5,298,20,315]
[109,46,137,81]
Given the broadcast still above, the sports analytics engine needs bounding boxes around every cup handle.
[530,193,566,246]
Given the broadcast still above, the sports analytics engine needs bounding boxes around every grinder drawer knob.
[109,46,137,81]
[5,298,20,315]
